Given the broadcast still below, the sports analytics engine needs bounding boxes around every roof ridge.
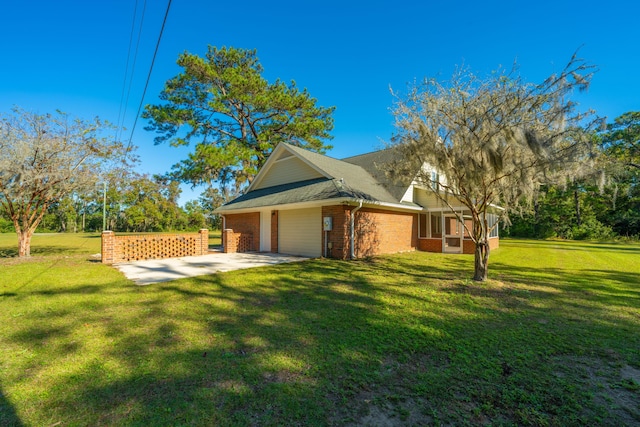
[282,141,395,165]
[283,142,370,168]
[341,145,395,161]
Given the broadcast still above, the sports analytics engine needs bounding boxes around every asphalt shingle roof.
[282,143,398,203]
[220,178,339,210]
[342,146,415,202]
[218,143,419,212]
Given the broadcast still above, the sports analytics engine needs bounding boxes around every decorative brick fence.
[101,229,209,264]
[222,229,254,253]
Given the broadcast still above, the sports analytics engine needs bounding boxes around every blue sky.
[2,0,639,204]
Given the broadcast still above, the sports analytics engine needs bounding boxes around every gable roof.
[280,143,398,202]
[342,146,416,201]
[216,142,421,213]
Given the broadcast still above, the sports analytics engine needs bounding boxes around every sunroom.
[416,210,500,254]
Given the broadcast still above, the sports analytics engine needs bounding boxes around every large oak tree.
[143,46,335,191]
[390,54,601,281]
[0,108,127,256]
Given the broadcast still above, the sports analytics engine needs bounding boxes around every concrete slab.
[114,252,310,286]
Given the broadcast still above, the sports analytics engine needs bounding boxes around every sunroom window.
[419,213,428,238]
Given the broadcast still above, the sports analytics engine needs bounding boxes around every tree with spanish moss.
[0,108,128,256]
[390,54,602,281]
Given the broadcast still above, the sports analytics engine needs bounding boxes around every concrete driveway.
[114,252,310,285]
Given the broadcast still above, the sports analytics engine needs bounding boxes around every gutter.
[221,215,226,251]
[214,197,423,215]
[350,200,363,260]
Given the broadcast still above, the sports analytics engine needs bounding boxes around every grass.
[0,236,639,426]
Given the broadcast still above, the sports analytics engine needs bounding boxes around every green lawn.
[1,236,638,426]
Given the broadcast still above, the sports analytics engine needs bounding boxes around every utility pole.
[102,181,107,231]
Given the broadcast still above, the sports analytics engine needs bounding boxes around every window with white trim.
[431,171,440,191]
[418,213,428,238]
[487,214,499,238]
[430,213,442,238]
[463,215,473,238]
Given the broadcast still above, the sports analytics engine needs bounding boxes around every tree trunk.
[473,240,490,282]
[18,229,34,257]
[574,189,581,227]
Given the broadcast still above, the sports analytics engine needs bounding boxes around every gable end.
[252,155,325,190]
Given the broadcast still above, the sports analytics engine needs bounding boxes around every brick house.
[215,143,500,259]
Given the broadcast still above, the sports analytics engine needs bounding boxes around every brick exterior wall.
[461,236,499,254]
[321,205,350,259]
[101,229,209,264]
[223,212,260,253]
[219,206,499,258]
[420,238,498,254]
[418,238,442,253]
[354,208,417,258]
[321,205,417,259]
[489,236,500,250]
[463,239,475,254]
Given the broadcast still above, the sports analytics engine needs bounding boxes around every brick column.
[198,229,209,255]
[101,231,114,264]
[223,229,236,253]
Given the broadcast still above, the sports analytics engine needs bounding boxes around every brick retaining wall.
[222,212,260,253]
[101,229,209,264]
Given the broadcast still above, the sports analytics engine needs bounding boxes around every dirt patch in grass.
[552,355,640,425]
[332,387,434,427]
[330,351,640,426]
[328,354,451,426]
[349,396,430,427]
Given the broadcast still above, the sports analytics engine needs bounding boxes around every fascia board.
[247,143,333,192]
[214,197,423,215]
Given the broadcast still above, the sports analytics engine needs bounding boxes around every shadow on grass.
[0,234,101,258]
[4,260,450,424]
[2,252,639,425]
[0,387,23,427]
[0,246,86,258]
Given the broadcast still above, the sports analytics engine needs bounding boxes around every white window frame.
[430,212,442,238]
[418,213,428,239]
[431,171,440,191]
[488,213,499,238]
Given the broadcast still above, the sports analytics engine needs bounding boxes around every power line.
[115,0,140,142]
[126,0,172,154]
[117,0,148,143]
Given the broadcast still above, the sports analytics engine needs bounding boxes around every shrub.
[570,217,616,240]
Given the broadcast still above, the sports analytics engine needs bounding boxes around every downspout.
[350,200,363,260]
[221,215,226,252]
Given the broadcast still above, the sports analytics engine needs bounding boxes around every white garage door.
[279,208,322,257]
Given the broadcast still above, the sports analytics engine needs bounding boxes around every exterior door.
[443,214,462,253]
[259,210,272,252]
